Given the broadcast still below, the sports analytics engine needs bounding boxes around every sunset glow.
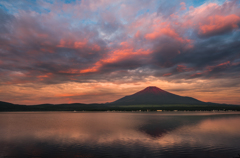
[0,0,240,105]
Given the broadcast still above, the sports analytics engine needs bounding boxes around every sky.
[0,0,240,105]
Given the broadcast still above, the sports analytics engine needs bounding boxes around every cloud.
[180,2,186,11]
[0,0,240,104]
[183,1,240,38]
[198,14,240,37]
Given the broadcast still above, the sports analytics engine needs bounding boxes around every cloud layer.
[0,0,240,104]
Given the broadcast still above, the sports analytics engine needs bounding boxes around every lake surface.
[0,112,240,158]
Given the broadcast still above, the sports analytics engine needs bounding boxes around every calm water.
[0,112,240,158]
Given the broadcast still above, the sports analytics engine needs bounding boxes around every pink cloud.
[182,1,240,37]
[135,30,141,38]
[180,2,186,11]
[198,14,240,37]
[145,24,191,44]
[79,47,152,74]
[37,73,53,81]
[206,61,231,72]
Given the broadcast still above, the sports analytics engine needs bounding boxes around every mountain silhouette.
[111,86,204,105]
[1,86,240,111]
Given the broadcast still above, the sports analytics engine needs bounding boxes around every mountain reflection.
[0,112,240,158]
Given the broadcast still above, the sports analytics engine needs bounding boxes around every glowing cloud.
[0,0,239,104]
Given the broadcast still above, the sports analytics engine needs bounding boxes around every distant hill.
[110,86,204,105]
[1,86,240,111]
[0,101,27,111]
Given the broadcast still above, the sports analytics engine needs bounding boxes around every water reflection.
[0,112,240,158]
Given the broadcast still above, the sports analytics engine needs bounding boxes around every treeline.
[1,101,240,111]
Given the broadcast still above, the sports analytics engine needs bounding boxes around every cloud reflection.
[1,112,240,151]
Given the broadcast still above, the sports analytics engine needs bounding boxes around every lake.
[0,112,240,158]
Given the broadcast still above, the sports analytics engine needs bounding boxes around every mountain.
[0,101,109,111]
[1,87,240,111]
[0,101,27,111]
[110,86,204,105]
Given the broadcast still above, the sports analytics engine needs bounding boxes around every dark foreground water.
[0,112,240,158]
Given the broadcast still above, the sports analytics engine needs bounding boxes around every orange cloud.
[206,61,231,72]
[145,25,191,44]
[74,40,88,48]
[120,41,131,48]
[199,14,240,36]
[217,61,231,67]
[79,48,152,74]
[80,67,98,73]
[37,73,53,80]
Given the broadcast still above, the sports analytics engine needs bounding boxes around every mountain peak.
[144,86,165,91]
[111,86,204,105]
[135,86,168,95]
